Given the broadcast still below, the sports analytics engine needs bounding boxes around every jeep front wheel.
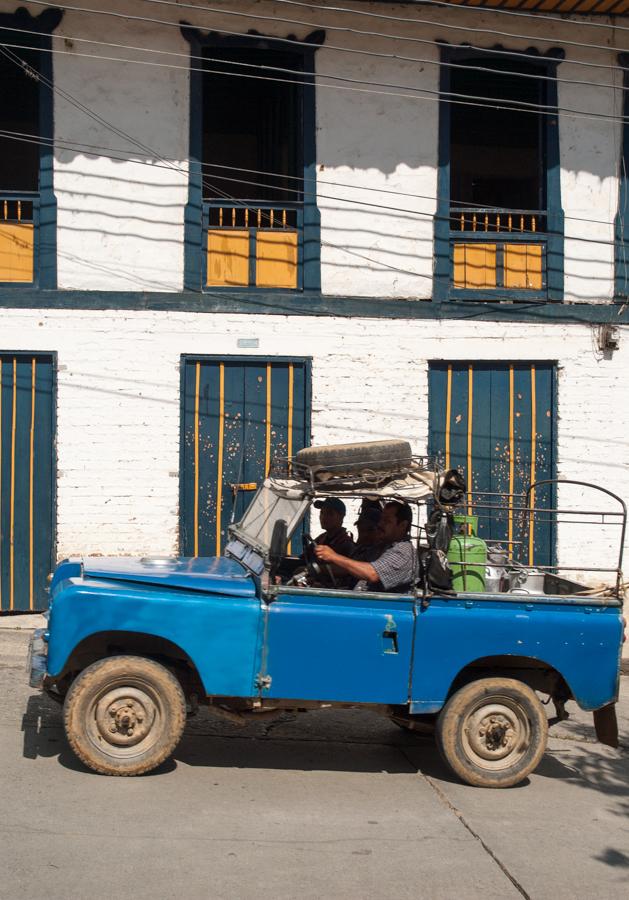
[63,655,187,776]
[436,677,548,788]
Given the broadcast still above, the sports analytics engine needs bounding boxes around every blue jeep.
[29,440,626,787]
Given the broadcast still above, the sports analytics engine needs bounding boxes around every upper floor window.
[0,7,61,290]
[202,48,304,290]
[0,44,39,285]
[435,50,564,302]
[183,28,323,294]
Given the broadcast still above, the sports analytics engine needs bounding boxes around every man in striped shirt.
[314,501,416,593]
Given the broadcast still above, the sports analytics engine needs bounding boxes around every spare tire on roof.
[294,439,413,480]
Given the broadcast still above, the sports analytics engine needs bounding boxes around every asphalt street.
[1,627,627,900]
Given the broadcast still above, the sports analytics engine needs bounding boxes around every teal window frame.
[615,53,629,302]
[0,7,62,289]
[181,25,323,293]
[434,45,565,304]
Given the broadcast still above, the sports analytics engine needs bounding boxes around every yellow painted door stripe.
[0,362,2,609]
[445,364,452,471]
[10,358,16,610]
[29,358,36,610]
[215,363,225,553]
[287,364,294,554]
[529,366,537,565]
[265,363,272,476]
[466,365,473,516]
[193,362,200,557]
[508,364,515,548]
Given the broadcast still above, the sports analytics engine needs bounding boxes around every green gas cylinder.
[447,534,487,592]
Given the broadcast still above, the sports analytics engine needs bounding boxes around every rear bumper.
[27,628,48,689]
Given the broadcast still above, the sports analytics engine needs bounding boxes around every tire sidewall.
[64,655,186,776]
[436,678,548,788]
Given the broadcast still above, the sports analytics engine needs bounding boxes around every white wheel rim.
[461,695,532,772]
[85,676,165,761]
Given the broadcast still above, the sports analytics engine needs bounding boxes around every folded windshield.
[230,480,308,554]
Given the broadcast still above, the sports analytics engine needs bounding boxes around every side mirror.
[269,519,288,577]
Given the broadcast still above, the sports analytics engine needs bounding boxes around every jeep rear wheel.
[63,655,186,776]
[436,677,548,788]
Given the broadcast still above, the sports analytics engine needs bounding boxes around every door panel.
[429,362,556,566]
[0,354,55,611]
[181,357,310,557]
[263,591,416,705]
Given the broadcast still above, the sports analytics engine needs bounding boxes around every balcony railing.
[450,207,547,293]
[0,192,37,284]
[204,201,302,290]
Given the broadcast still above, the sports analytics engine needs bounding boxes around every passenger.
[352,506,385,564]
[311,497,355,557]
[314,501,416,593]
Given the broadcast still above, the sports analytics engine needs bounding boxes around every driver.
[310,497,355,557]
[314,501,416,593]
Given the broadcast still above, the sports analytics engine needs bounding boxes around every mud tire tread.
[436,676,548,789]
[63,655,187,777]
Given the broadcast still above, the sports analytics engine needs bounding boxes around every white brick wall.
[1,310,626,580]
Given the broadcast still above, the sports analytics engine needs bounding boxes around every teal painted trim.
[435,44,565,304]
[1,289,627,323]
[180,24,323,293]
[433,54,450,306]
[615,54,629,302]
[0,7,63,289]
[301,47,321,291]
[37,27,58,289]
[183,29,203,292]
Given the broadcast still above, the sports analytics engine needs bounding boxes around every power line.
[274,0,629,33]
[135,0,627,56]
[4,19,629,98]
[3,38,629,127]
[19,0,629,76]
[0,127,624,251]
[0,127,620,299]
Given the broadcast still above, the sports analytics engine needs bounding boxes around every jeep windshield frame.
[227,478,309,560]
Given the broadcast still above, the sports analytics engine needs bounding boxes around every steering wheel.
[302,534,337,588]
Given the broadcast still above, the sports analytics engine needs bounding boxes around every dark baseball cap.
[313,497,346,516]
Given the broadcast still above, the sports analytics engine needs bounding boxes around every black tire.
[294,440,412,477]
[63,655,187,776]
[436,677,548,788]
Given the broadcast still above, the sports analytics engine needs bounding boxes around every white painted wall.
[1,309,626,583]
[0,0,619,299]
[0,3,626,646]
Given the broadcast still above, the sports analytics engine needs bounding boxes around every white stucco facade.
[33,0,622,300]
[0,1,627,618]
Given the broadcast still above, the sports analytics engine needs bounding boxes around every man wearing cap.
[314,500,416,593]
[312,497,355,557]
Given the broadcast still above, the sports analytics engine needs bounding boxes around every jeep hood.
[79,556,256,597]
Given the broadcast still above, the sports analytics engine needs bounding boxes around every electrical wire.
[3,37,629,127]
[135,0,627,56]
[3,19,629,98]
[274,0,629,33]
[19,0,629,76]
[0,127,624,252]
[0,28,625,279]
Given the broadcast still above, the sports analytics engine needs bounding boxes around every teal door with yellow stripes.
[181,356,311,557]
[1,354,55,611]
[428,362,556,567]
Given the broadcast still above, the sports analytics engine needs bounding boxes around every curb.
[0,613,47,630]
